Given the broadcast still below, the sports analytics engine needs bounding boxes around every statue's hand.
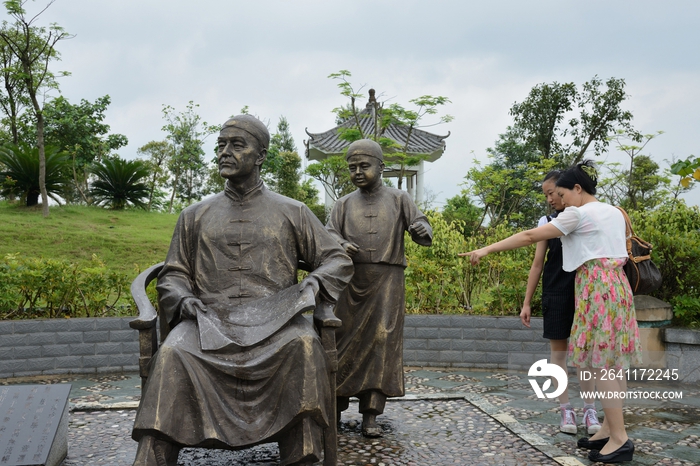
[408,222,428,237]
[344,242,360,256]
[180,297,207,320]
[300,275,320,298]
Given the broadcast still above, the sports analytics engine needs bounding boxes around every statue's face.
[217,127,266,181]
[347,154,384,190]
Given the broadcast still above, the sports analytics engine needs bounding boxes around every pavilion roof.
[305,106,449,162]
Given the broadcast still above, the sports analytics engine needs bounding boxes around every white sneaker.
[583,407,601,435]
[559,405,577,434]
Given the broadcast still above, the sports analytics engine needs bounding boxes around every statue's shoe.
[153,439,179,466]
[362,426,383,438]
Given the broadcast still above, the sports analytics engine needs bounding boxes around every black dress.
[541,212,577,340]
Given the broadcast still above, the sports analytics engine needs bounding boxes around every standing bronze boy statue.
[327,139,433,437]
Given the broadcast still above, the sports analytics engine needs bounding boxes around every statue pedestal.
[634,295,673,369]
[0,384,70,466]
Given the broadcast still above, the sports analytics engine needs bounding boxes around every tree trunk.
[72,152,90,204]
[168,171,180,214]
[33,102,49,217]
[26,189,39,206]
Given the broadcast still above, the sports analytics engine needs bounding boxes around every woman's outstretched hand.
[458,248,488,265]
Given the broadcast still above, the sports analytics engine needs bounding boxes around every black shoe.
[577,436,609,450]
[588,439,634,463]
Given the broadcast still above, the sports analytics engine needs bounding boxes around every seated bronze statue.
[130,114,353,466]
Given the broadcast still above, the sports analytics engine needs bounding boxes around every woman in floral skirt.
[459,160,641,464]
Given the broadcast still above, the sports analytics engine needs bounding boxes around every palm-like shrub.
[90,157,150,209]
[0,144,70,206]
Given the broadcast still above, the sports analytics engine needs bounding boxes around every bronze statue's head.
[217,115,269,181]
[221,114,270,150]
[345,139,385,190]
[345,139,383,162]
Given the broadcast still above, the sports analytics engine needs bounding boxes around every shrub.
[629,200,700,327]
[404,211,468,313]
[0,253,130,319]
[0,144,70,206]
[405,211,537,315]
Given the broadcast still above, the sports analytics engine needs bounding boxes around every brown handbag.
[616,207,662,295]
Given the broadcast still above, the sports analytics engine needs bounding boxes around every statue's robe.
[132,182,353,451]
[326,186,432,400]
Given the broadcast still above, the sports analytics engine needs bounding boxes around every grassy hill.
[0,202,178,279]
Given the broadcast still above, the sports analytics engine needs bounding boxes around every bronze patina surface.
[326,139,433,438]
[131,115,353,466]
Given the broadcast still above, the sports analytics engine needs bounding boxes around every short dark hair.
[556,159,598,195]
[543,170,562,183]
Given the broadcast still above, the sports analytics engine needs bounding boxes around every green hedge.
[405,211,538,315]
[628,202,700,328]
[0,254,130,319]
[2,202,698,328]
[405,203,700,328]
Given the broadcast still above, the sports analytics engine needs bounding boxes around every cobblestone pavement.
[61,401,557,466]
[2,368,698,465]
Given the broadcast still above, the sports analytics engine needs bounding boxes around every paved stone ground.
[2,368,698,465]
[60,401,557,466]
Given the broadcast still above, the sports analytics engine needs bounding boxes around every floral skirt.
[567,258,642,369]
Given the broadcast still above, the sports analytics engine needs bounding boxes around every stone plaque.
[0,384,71,466]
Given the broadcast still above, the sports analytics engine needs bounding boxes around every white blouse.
[549,202,628,272]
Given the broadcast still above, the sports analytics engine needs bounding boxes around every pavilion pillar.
[416,160,425,205]
[324,174,335,211]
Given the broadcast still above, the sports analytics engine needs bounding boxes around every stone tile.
[110,330,138,343]
[55,332,84,344]
[95,318,126,331]
[427,339,451,351]
[69,343,96,356]
[0,321,14,334]
[404,339,428,350]
[437,327,462,340]
[83,331,110,343]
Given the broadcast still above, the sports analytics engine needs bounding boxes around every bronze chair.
[129,262,340,466]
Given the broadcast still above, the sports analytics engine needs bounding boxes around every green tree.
[89,157,150,210]
[161,101,217,213]
[441,191,482,238]
[326,70,452,190]
[0,25,29,145]
[509,81,576,161]
[263,116,296,193]
[305,154,354,203]
[463,129,556,229]
[510,76,636,166]
[0,0,71,217]
[597,131,671,211]
[671,155,700,188]
[383,96,452,189]
[33,95,128,203]
[265,117,319,201]
[136,140,172,211]
[0,142,69,205]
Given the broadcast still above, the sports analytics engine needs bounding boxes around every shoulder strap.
[615,206,634,257]
[615,206,633,238]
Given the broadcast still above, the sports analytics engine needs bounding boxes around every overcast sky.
[10,0,700,207]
